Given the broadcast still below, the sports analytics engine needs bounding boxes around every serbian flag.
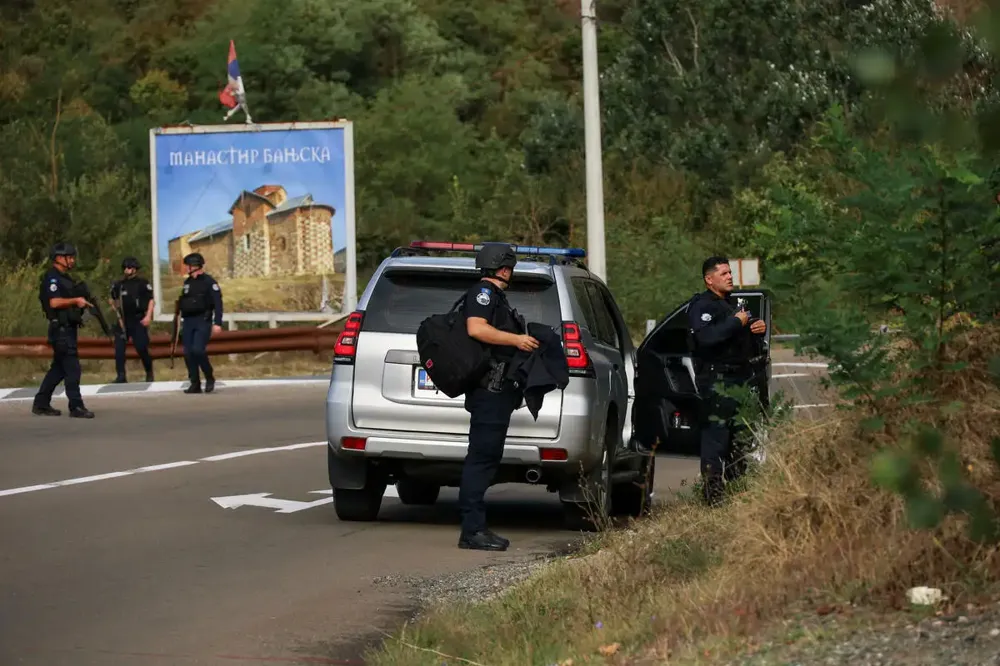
[218,40,244,109]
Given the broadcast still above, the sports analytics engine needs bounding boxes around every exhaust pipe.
[525,467,542,483]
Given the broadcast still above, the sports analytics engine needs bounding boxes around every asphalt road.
[0,350,831,665]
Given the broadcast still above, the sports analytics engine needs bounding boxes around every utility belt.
[48,309,83,328]
[47,319,77,339]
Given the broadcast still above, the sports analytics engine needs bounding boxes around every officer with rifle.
[687,256,767,506]
[108,256,155,383]
[176,252,224,394]
[456,243,539,551]
[32,242,113,419]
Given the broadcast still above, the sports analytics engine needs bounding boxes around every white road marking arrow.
[211,490,333,513]
[210,486,400,514]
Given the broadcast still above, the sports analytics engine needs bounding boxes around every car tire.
[563,418,615,532]
[612,452,655,518]
[333,481,386,521]
[395,479,440,505]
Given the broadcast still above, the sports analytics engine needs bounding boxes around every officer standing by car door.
[687,256,766,505]
[177,252,223,394]
[109,256,155,383]
[458,243,539,551]
[32,242,95,419]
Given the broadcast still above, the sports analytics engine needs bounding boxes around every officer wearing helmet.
[32,242,95,419]
[176,252,224,393]
[457,242,540,551]
[109,256,155,383]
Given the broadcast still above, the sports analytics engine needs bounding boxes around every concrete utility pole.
[581,0,607,282]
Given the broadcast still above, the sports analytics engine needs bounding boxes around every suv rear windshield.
[362,270,562,334]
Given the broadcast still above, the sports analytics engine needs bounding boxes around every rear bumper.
[325,365,600,467]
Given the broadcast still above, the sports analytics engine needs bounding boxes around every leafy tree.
[599,0,993,224]
[744,17,1000,541]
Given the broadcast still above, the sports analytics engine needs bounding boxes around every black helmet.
[49,242,77,261]
[122,256,140,270]
[183,252,204,267]
[475,243,517,273]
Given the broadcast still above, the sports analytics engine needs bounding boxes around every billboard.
[149,121,357,322]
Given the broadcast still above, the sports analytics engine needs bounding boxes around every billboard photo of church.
[149,122,357,320]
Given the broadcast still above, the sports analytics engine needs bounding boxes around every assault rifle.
[169,298,181,368]
[107,280,126,338]
[71,279,114,341]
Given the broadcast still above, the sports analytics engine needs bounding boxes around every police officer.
[177,252,223,394]
[687,256,767,505]
[457,243,539,551]
[109,256,155,383]
[31,242,95,419]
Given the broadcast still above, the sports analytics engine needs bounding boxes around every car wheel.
[333,480,387,521]
[563,419,615,532]
[395,479,441,505]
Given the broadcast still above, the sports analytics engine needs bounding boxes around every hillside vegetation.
[2,0,990,333]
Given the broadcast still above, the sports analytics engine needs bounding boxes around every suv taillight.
[333,311,364,363]
[561,321,594,377]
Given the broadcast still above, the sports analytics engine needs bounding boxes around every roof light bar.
[409,241,586,258]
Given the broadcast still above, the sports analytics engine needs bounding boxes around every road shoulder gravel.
[720,602,1000,666]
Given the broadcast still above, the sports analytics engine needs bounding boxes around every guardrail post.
[645,319,655,335]
[228,320,238,362]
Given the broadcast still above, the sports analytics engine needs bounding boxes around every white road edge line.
[0,441,328,499]
[773,362,829,368]
[0,378,329,402]
[772,373,810,379]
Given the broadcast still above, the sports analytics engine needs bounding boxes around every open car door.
[630,290,772,456]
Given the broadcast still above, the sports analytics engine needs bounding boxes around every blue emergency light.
[409,241,587,258]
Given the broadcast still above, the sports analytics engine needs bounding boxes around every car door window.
[584,282,619,350]
[571,277,600,337]
[592,282,628,358]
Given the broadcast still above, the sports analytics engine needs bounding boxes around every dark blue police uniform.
[111,275,154,382]
[177,272,223,392]
[33,267,91,417]
[687,289,765,504]
[458,279,525,548]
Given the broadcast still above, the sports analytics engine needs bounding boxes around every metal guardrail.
[0,320,893,360]
[0,323,346,360]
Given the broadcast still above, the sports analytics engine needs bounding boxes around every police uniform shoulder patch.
[49,283,57,292]
[701,313,712,322]
[212,283,220,291]
[147,283,153,291]
[475,287,491,306]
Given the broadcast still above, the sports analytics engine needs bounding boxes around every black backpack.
[416,294,492,398]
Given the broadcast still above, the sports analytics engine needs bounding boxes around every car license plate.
[416,368,437,392]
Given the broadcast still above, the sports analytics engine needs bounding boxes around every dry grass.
[160,273,345,313]
[369,326,1000,666]
[0,351,333,388]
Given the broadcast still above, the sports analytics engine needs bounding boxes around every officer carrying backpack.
[416,294,492,399]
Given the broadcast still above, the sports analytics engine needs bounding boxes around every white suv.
[325,241,655,530]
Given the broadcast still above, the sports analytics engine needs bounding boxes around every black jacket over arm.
[506,322,570,420]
